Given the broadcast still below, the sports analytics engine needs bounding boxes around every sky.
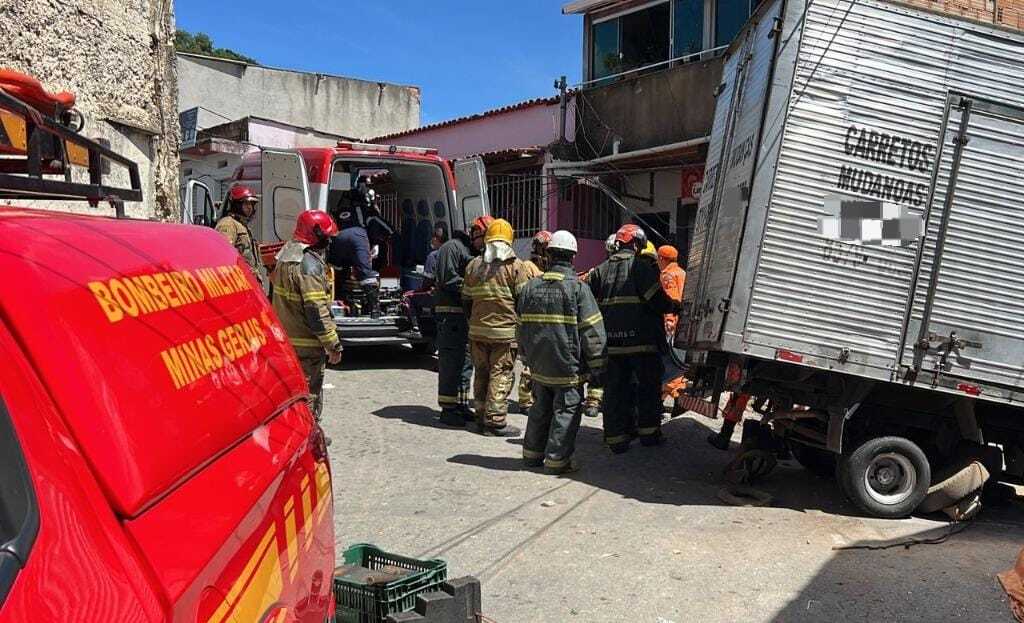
[175,1,582,126]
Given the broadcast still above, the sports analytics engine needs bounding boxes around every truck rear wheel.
[837,436,930,519]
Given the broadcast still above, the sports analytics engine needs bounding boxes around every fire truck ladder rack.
[0,87,142,216]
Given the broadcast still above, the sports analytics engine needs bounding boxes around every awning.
[562,0,634,15]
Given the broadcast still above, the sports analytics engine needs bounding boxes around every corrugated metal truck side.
[681,0,1024,518]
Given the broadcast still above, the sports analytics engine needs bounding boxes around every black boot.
[707,420,737,451]
[438,409,467,427]
[365,286,381,320]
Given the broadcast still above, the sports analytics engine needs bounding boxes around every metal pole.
[556,76,568,143]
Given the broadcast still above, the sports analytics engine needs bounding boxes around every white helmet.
[548,230,578,254]
[604,234,617,254]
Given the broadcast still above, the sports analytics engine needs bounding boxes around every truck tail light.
[776,349,803,363]
[957,383,981,396]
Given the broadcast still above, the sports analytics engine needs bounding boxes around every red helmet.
[228,185,258,203]
[294,210,339,245]
[470,215,495,236]
[532,230,552,247]
[614,224,646,247]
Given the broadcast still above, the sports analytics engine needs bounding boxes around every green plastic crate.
[334,543,448,623]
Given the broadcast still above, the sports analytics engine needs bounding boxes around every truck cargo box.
[681,0,1024,405]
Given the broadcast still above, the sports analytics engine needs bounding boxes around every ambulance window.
[0,397,38,605]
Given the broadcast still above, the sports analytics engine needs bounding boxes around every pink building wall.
[375,99,575,160]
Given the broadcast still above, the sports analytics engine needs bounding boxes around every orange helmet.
[657,245,679,262]
[294,211,338,245]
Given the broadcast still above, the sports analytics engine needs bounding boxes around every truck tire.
[837,436,931,519]
[790,443,837,479]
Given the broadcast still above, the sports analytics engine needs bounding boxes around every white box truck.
[679,0,1024,517]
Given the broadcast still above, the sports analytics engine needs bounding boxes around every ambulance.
[0,72,336,621]
[185,143,492,352]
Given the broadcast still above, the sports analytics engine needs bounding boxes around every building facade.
[0,0,179,219]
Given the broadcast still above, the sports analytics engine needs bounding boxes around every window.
[589,2,670,81]
[0,397,39,607]
[487,169,544,238]
[620,3,670,72]
[716,0,751,47]
[591,19,621,81]
[674,0,705,58]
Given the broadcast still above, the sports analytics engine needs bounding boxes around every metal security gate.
[902,94,1024,392]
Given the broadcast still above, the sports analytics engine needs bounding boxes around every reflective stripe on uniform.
[643,282,662,300]
[599,296,642,307]
[522,448,544,459]
[520,313,576,325]
[530,371,580,386]
[605,434,631,445]
[438,394,460,405]
[434,305,464,314]
[463,283,514,300]
[578,312,602,327]
[587,357,607,369]
[637,427,660,436]
[469,326,517,341]
[276,287,329,303]
[607,344,659,355]
[541,271,565,281]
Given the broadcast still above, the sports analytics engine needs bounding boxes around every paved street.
[323,347,1024,623]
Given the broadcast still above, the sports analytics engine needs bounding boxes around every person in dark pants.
[587,224,678,454]
[433,216,493,426]
[518,231,606,474]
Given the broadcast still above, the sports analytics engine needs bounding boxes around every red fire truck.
[0,71,335,622]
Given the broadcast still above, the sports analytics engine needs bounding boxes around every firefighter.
[326,180,393,319]
[658,245,689,417]
[588,224,678,453]
[421,224,448,289]
[518,230,606,473]
[271,210,343,420]
[462,218,540,436]
[580,233,618,418]
[433,215,493,426]
[216,185,266,288]
[517,230,552,412]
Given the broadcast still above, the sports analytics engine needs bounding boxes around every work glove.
[327,344,343,365]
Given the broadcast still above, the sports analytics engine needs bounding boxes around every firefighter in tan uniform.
[216,185,266,288]
[517,230,551,412]
[462,219,541,436]
[271,210,342,419]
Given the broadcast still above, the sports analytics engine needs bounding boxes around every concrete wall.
[177,53,420,140]
[380,100,576,159]
[0,0,179,220]
[575,57,723,159]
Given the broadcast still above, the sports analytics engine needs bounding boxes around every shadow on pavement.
[372,405,458,430]
[769,510,1024,621]
[447,414,1023,521]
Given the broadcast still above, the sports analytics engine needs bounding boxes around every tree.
[174,29,258,65]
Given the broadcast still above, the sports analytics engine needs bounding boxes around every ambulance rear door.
[452,156,490,232]
[261,149,311,242]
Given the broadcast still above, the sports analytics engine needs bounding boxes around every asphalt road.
[322,346,1024,623]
